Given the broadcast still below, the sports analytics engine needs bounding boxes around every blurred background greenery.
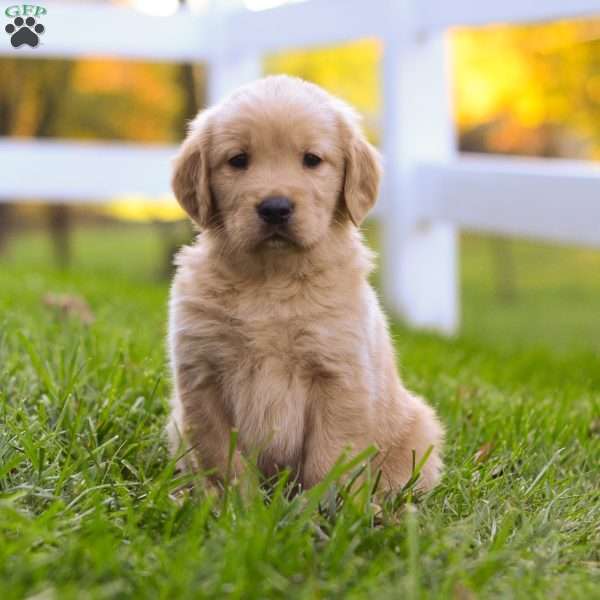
[1,1,599,355]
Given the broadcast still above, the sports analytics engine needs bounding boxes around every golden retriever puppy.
[167,75,443,493]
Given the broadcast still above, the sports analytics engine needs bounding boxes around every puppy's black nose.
[256,196,293,225]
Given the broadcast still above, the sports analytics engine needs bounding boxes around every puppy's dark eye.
[228,153,249,169]
[303,153,322,168]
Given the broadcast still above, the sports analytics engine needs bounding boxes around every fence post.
[380,17,458,334]
[206,14,263,109]
[207,53,262,105]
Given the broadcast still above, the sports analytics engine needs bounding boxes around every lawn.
[0,225,599,599]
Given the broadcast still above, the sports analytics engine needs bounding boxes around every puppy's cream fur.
[167,75,443,492]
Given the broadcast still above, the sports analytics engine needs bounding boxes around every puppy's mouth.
[259,228,298,250]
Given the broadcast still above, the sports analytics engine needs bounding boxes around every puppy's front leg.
[301,386,372,490]
[168,363,244,485]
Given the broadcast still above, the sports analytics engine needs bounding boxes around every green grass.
[1,225,599,599]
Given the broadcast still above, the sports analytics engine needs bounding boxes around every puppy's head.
[172,75,381,255]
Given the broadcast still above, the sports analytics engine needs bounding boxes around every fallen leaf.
[453,582,476,600]
[42,293,95,324]
[474,441,493,464]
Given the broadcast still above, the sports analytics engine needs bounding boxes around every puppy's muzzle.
[256,196,294,225]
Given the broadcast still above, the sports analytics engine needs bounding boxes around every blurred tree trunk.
[0,205,10,253]
[459,127,518,304]
[48,204,71,268]
[177,0,204,127]
[0,59,74,263]
[37,62,75,267]
[155,0,205,278]
[154,219,195,279]
[154,61,202,278]
[0,61,21,254]
[490,235,517,303]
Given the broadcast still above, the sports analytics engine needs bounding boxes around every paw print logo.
[5,16,45,48]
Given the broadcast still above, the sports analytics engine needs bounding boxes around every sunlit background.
[1,0,599,353]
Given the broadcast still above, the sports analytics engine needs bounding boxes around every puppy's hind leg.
[383,396,444,493]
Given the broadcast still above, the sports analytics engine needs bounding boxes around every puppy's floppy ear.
[341,116,382,226]
[172,110,214,229]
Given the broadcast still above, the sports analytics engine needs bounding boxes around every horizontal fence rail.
[0,139,177,202]
[0,5,212,61]
[416,0,600,32]
[4,139,597,247]
[1,1,599,61]
[420,156,600,248]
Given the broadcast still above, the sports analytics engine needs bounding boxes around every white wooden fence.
[1,0,599,333]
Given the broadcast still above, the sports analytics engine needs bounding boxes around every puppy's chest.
[213,289,343,372]
[210,296,346,466]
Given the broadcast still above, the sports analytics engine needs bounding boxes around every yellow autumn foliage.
[104,196,184,222]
